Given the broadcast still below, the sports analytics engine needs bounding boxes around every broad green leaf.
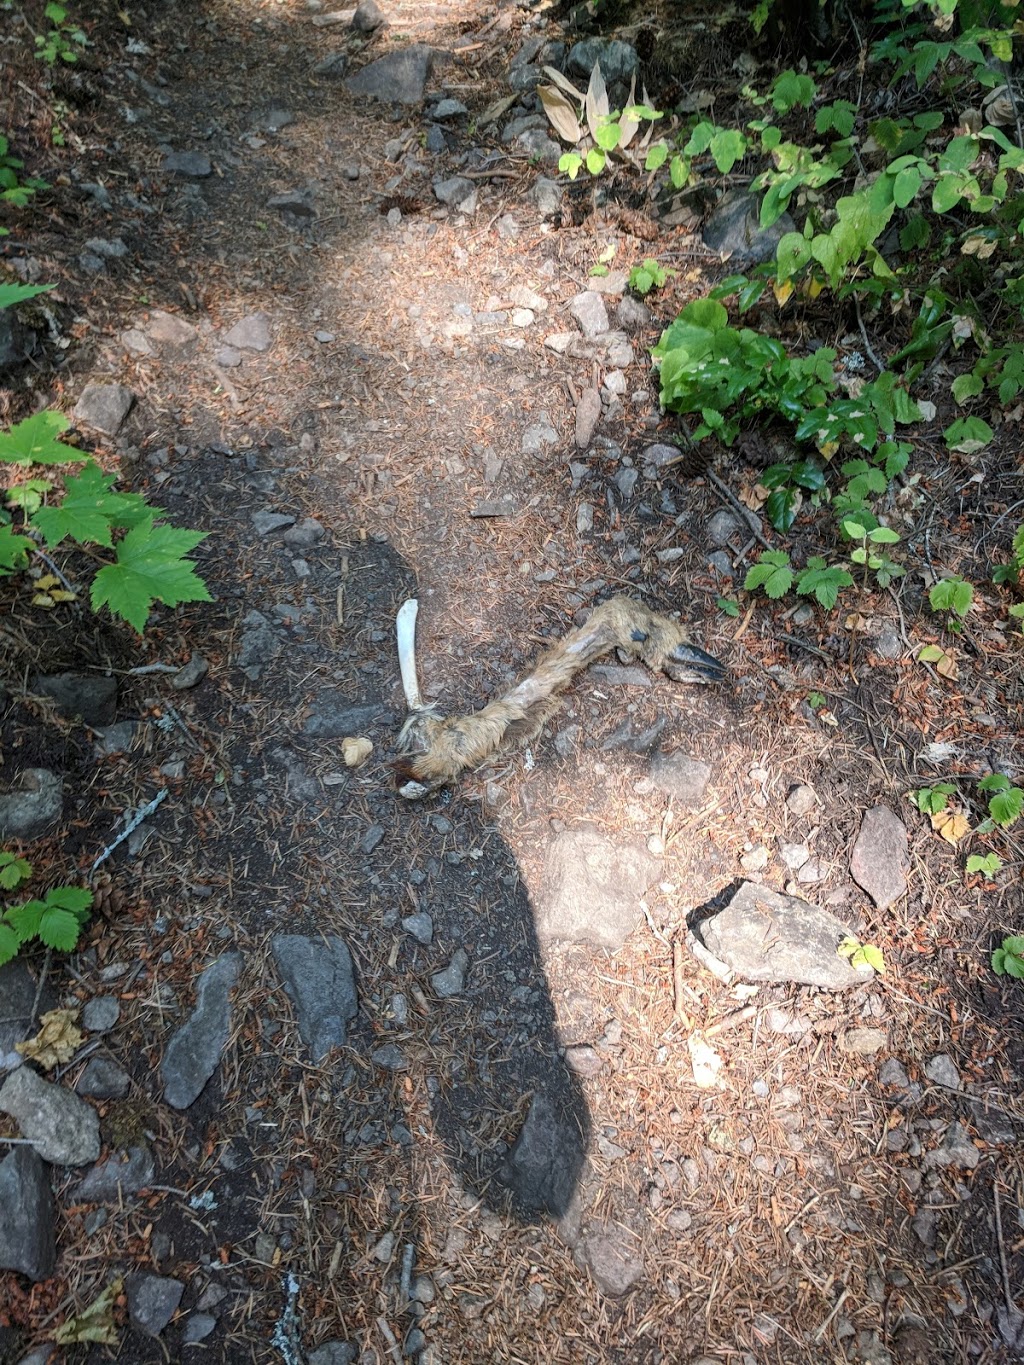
[0,410,83,466]
[980,773,1011,793]
[595,119,621,152]
[893,165,922,208]
[585,147,606,176]
[951,372,983,405]
[929,577,973,617]
[796,558,852,609]
[32,461,153,548]
[966,853,1001,875]
[0,853,31,890]
[645,142,668,172]
[989,789,1023,826]
[0,923,20,966]
[38,906,83,952]
[559,152,583,180]
[944,415,993,453]
[0,526,34,574]
[776,231,811,282]
[0,282,55,310]
[90,514,211,633]
[856,944,885,974]
[6,899,43,943]
[717,596,740,617]
[710,128,747,174]
[745,549,794,598]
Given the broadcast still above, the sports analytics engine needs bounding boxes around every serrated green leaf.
[966,852,1001,875]
[944,415,993,453]
[0,526,34,574]
[6,899,43,942]
[979,773,1010,792]
[745,550,794,599]
[796,560,853,610]
[0,853,32,890]
[951,372,984,405]
[90,514,211,633]
[717,596,740,617]
[38,905,83,951]
[32,461,154,549]
[0,923,20,966]
[0,410,82,466]
[45,885,93,918]
[989,789,1023,827]
[0,282,56,310]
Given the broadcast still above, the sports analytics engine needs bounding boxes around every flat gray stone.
[313,51,350,78]
[145,310,197,346]
[432,98,467,119]
[648,752,711,807]
[283,517,325,548]
[925,1121,980,1170]
[700,881,875,989]
[925,1054,961,1089]
[401,913,433,945]
[182,1312,217,1344]
[530,176,562,215]
[579,1230,644,1296]
[75,1144,155,1202]
[262,108,295,132]
[251,509,296,536]
[215,345,243,368]
[567,38,638,83]
[267,189,316,218]
[568,291,609,339]
[81,995,120,1032]
[76,1057,130,1100]
[301,696,387,738]
[0,1146,54,1280]
[533,827,659,949]
[34,671,117,726]
[172,653,208,690]
[344,43,432,105]
[575,388,601,450]
[309,1342,358,1365]
[641,443,682,476]
[850,806,908,909]
[433,174,474,207]
[430,949,469,998]
[617,295,651,331]
[271,935,357,1061]
[370,1043,406,1071]
[501,1093,581,1216]
[787,783,818,816]
[72,382,134,436]
[841,1027,888,1056]
[703,189,795,266]
[236,609,282,678]
[127,1273,184,1337]
[222,312,273,352]
[0,1065,100,1165]
[521,414,558,455]
[161,953,242,1109]
[94,721,137,755]
[162,151,211,177]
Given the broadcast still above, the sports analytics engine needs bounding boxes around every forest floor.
[0,0,1022,1362]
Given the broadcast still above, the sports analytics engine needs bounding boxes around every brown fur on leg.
[396,596,725,797]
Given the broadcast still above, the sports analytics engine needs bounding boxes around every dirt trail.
[1,1,1022,1363]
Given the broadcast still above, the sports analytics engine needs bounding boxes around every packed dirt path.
[1,1,1023,1363]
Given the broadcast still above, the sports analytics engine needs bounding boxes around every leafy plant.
[978,773,1024,828]
[0,409,211,632]
[629,257,674,296]
[991,935,1024,980]
[845,518,904,589]
[929,576,973,631]
[35,2,87,64]
[744,549,794,600]
[993,525,1024,586]
[0,135,49,230]
[538,62,660,180]
[910,783,956,816]
[838,935,885,974]
[0,858,93,967]
[966,851,1001,876]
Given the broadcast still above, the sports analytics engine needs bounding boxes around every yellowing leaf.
[773,278,794,307]
[931,807,970,845]
[54,1277,123,1347]
[16,1007,83,1069]
[31,592,56,608]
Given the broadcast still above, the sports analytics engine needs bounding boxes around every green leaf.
[709,128,747,174]
[796,558,853,610]
[951,372,984,405]
[38,906,83,951]
[980,773,1011,793]
[559,152,583,180]
[966,853,1001,875]
[0,410,82,466]
[855,943,885,974]
[645,142,668,172]
[0,526,34,574]
[745,549,794,599]
[90,514,211,633]
[0,853,32,890]
[0,282,56,310]
[944,416,993,453]
[595,120,621,152]
[893,165,922,208]
[929,577,973,618]
[32,460,153,549]
[815,101,856,137]
[776,231,812,282]
[0,923,20,967]
[765,486,799,533]
[6,899,43,943]
[717,596,740,617]
[585,147,606,176]
[989,789,1023,827]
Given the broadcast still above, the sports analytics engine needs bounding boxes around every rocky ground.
[0,1,1022,1363]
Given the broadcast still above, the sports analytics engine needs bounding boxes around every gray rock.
[0,1146,54,1280]
[424,124,447,154]
[0,768,63,841]
[648,752,711,807]
[703,189,795,266]
[514,128,560,164]
[76,1057,131,1100]
[271,935,357,1061]
[85,237,128,259]
[283,517,325,548]
[617,295,651,331]
[850,806,909,910]
[708,550,733,578]
[251,509,296,536]
[301,696,387,738]
[508,63,542,93]
[344,43,432,105]
[75,1144,155,1202]
[530,176,562,215]
[786,783,818,816]
[433,175,474,207]
[925,1054,961,1090]
[371,1043,406,1071]
[576,503,595,533]
[183,1313,217,1344]
[161,953,242,1109]
[700,881,875,989]
[780,842,809,871]
[352,0,385,31]
[567,38,638,83]
[94,721,137,755]
[172,653,208,690]
[127,1273,185,1337]
[564,1045,602,1077]
[432,98,467,119]
[236,610,281,678]
[34,671,117,726]
[579,1231,644,1296]
[925,1121,980,1170]
[796,857,824,884]
[521,414,558,455]
[309,1344,358,1365]
[401,913,433,945]
[431,949,469,998]
[740,845,769,873]
[361,824,384,854]
[641,443,681,476]
[533,826,659,950]
[841,1027,888,1056]
[146,310,197,346]
[268,189,317,218]
[0,961,55,1072]
[0,1066,100,1164]
[222,312,273,352]
[72,382,134,436]
[568,291,609,339]
[873,623,902,659]
[0,308,37,371]
[215,345,243,367]
[313,51,350,78]
[162,151,212,178]
[878,1058,911,1089]
[262,108,295,132]
[501,1092,581,1215]
[707,510,740,546]
[575,388,601,450]
[82,995,120,1032]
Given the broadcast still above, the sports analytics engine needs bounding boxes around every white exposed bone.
[396,598,423,712]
